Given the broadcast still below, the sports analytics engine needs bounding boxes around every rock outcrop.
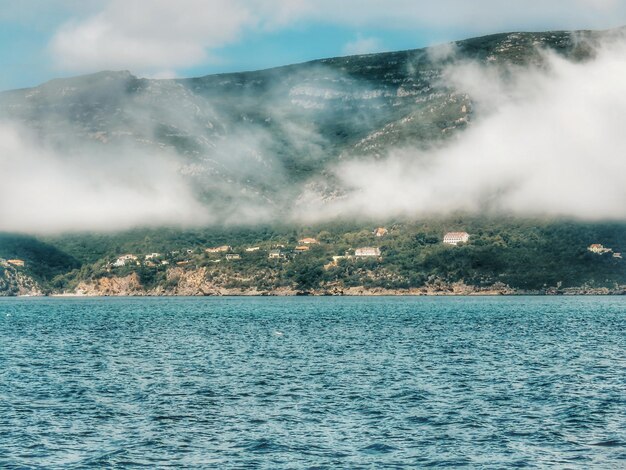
[52,268,626,297]
[0,266,43,296]
[75,273,144,296]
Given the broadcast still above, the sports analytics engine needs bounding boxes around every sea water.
[1,296,625,468]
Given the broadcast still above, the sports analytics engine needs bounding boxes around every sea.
[1,296,625,468]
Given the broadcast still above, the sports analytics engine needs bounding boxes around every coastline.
[3,269,625,298]
[35,285,626,297]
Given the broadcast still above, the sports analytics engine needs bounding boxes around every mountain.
[1,28,625,296]
[0,28,614,217]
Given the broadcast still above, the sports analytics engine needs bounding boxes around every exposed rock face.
[55,268,626,297]
[336,282,517,296]
[71,268,295,296]
[75,273,143,296]
[152,267,220,296]
[0,267,43,296]
[560,285,626,295]
[149,268,300,296]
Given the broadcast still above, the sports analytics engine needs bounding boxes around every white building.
[6,259,25,267]
[205,245,231,253]
[268,249,283,259]
[588,244,612,254]
[355,247,381,257]
[443,232,470,246]
[245,247,260,252]
[112,254,139,267]
[145,253,161,260]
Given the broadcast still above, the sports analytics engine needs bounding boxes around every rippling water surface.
[1,296,625,468]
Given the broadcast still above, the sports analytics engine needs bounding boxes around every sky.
[2,0,626,91]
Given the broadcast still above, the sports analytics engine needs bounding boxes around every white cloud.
[299,37,626,221]
[0,123,210,233]
[48,0,626,75]
[142,70,178,79]
[342,36,384,56]
[308,0,626,32]
[50,0,254,74]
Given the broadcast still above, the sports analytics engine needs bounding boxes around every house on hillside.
[225,254,241,260]
[588,244,612,254]
[443,232,470,246]
[7,259,25,267]
[145,253,161,260]
[269,249,283,259]
[355,247,381,257]
[112,254,139,267]
[373,227,388,237]
[326,254,354,268]
[205,245,231,253]
[298,238,318,245]
[245,246,260,252]
[295,246,310,253]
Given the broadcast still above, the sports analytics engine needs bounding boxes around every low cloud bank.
[0,123,210,233]
[3,34,626,234]
[300,37,626,221]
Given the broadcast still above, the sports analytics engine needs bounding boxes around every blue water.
[1,297,625,468]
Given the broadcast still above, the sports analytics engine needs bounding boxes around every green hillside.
[0,233,79,282]
[28,218,625,295]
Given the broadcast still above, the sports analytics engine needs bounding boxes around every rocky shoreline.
[59,270,625,297]
[50,283,626,298]
[3,268,625,297]
[8,289,626,297]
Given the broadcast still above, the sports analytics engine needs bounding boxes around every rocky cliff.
[0,266,43,296]
[61,267,625,297]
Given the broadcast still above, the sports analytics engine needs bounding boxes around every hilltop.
[0,28,616,218]
[1,28,625,296]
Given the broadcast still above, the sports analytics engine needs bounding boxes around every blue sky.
[1,0,626,91]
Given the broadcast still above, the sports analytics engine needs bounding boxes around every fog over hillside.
[1,27,625,232]
[305,35,626,221]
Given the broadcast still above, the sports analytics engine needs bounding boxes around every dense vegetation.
[1,217,621,294]
[0,233,79,283]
